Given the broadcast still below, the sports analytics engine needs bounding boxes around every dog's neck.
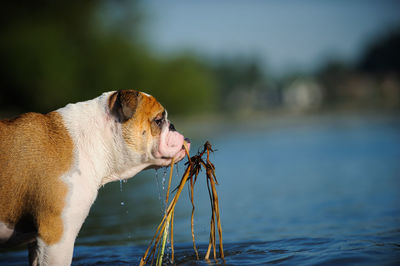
[57,92,149,189]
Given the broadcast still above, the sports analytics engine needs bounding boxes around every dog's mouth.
[173,137,190,162]
[155,129,190,164]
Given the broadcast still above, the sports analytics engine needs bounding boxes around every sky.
[143,0,400,76]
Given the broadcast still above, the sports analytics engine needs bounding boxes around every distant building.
[332,73,400,108]
[381,74,400,108]
[283,78,324,112]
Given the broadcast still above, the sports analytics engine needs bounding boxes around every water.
[1,113,400,265]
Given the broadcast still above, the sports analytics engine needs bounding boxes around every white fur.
[0,222,14,244]
[140,91,151,97]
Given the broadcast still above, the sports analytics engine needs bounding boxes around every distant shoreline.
[173,108,400,139]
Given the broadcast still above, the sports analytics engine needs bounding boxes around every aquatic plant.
[140,141,224,265]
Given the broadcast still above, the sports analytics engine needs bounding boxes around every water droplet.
[176,163,180,177]
[163,167,167,177]
[175,163,180,181]
[162,167,167,190]
[154,169,163,210]
[120,201,125,206]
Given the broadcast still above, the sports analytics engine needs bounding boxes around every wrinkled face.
[108,90,189,167]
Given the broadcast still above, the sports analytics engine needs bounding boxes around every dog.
[0,90,190,265]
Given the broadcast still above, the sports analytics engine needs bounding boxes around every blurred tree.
[0,1,109,112]
[149,55,217,115]
[0,0,218,116]
[358,28,400,74]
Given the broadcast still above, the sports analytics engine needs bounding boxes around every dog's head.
[108,90,189,168]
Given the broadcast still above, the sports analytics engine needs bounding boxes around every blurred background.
[1,0,400,117]
[1,0,400,265]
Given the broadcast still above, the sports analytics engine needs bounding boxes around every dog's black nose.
[169,123,176,131]
[184,137,191,144]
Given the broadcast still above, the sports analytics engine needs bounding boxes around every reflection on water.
[1,113,400,265]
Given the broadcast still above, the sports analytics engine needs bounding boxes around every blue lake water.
[1,113,400,265]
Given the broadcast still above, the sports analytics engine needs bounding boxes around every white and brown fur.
[0,90,188,265]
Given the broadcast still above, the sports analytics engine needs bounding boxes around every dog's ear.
[108,90,139,122]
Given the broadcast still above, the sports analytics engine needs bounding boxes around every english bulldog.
[0,90,190,265]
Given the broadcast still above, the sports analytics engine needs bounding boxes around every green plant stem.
[156,218,170,266]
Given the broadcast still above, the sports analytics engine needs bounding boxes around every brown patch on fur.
[0,112,73,245]
[109,90,139,122]
[113,91,165,153]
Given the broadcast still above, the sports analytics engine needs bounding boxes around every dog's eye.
[154,118,163,127]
